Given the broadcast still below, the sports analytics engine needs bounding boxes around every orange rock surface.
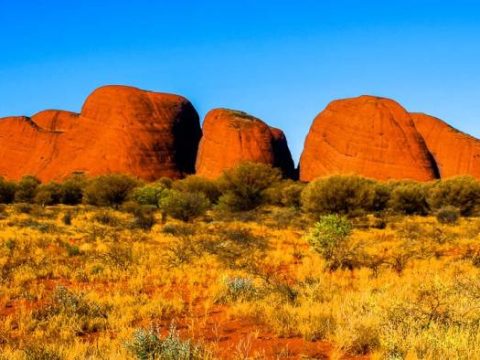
[299,95,439,182]
[0,85,201,181]
[412,113,480,178]
[195,109,295,179]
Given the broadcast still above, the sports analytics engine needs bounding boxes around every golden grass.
[1,205,480,359]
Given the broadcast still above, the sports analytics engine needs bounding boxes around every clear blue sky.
[1,1,480,162]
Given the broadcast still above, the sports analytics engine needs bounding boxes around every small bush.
[388,182,430,215]
[84,174,138,208]
[60,175,86,205]
[0,177,16,204]
[428,176,480,216]
[34,182,63,206]
[160,190,210,222]
[173,175,221,203]
[132,182,169,207]
[131,206,156,231]
[126,325,207,360]
[62,212,72,225]
[307,214,360,271]
[301,175,376,215]
[14,175,41,203]
[436,206,460,224]
[217,162,282,212]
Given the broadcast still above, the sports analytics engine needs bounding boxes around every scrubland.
[1,164,480,359]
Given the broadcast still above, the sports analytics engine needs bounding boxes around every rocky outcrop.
[195,109,295,179]
[412,113,480,179]
[299,95,439,182]
[0,85,201,181]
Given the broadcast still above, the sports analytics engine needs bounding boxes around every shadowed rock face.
[195,109,295,179]
[412,113,480,179]
[0,85,201,181]
[299,95,439,182]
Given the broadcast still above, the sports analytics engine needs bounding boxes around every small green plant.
[126,324,207,360]
[436,206,460,224]
[388,182,430,215]
[307,214,359,271]
[14,175,41,203]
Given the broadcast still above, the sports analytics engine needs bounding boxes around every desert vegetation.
[2,164,480,359]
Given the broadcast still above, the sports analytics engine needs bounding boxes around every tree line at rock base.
[1,162,480,224]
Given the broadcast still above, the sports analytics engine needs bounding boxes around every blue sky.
[1,1,480,162]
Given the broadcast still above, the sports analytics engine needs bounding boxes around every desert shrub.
[160,190,210,222]
[371,183,391,212]
[307,214,361,271]
[161,223,196,236]
[93,211,120,226]
[126,325,207,360]
[84,174,138,208]
[62,212,72,225]
[217,162,282,212]
[428,176,480,216]
[60,174,86,205]
[131,206,156,231]
[436,206,460,224]
[23,346,62,360]
[301,175,376,215]
[388,182,430,215]
[219,276,257,302]
[132,182,169,207]
[265,180,305,208]
[173,175,221,203]
[0,177,16,204]
[34,182,63,206]
[14,175,41,203]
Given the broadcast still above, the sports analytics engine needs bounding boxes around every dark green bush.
[131,206,156,231]
[132,182,169,207]
[173,175,221,203]
[428,176,480,216]
[388,182,430,215]
[160,190,210,222]
[301,175,376,215]
[14,175,41,203]
[34,182,63,206]
[84,174,138,208]
[60,175,86,205]
[265,180,305,208]
[217,162,282,212]
[436,206,460,224]
[0,177,16,204]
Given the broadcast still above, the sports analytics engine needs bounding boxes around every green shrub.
[265,180,305,208]
[388,182,430,215]
[84,174,138,208]
[34,182,63,206]
[0,177,16,204]
[126,325,207,360]
[301,175,376,215]
[307,214,359,271]
[436,206,460,225]
[131,206,156,231]
[160,190,210,222]
[217,162,282,212]
[14,175,41,203]
[60,175,86,205]
[428,176,480,216]
[173,175,221,203]
[132,182,169,207]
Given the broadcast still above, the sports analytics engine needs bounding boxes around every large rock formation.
[412,113,480,179]
[195,109,295,179]
[299,95,439,182]
[0,85,201,181]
